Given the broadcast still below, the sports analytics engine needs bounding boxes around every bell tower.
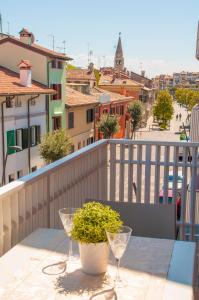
[114,32,124,71]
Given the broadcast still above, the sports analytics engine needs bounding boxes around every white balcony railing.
[0,139,199,256]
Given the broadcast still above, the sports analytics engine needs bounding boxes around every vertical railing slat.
[136,145,142,203]
[119,144,125,202]
[110,143,116,202]
[154,145,161,204]
[144,144,151,203]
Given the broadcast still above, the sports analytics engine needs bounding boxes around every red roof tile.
[67,69,96,81]
[0,66,55,96]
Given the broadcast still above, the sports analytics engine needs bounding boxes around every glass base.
[66,254,79,262]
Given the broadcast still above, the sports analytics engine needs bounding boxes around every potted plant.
[71,202,122,275]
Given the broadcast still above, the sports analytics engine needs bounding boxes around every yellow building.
[65,87,99,151]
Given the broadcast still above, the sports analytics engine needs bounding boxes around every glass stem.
[115,258,121,283]
[68,237,73,258]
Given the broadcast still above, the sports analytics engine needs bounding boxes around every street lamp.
[1,145,22,186]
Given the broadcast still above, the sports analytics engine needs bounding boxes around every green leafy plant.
[71,202,122,244]
[180,132,187,140]
[128,100,144,139]
[39,129,72,164]
[97,114,119,139]
[153,90,174,130]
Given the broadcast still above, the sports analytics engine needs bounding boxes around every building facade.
[0,64,55,185]
[66,87,98,151]
[0,28,72,132]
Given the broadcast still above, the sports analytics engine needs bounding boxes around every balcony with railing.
[0,139,198,297]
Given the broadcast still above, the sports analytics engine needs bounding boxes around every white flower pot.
[79,242,109,275]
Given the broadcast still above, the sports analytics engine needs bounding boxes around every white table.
[0,228,196,300]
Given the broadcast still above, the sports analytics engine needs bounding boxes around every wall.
[67,104,95,150]
[0,94,46,185]
[0,41,47,84]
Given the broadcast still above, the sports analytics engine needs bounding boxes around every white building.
[0,61,55,185]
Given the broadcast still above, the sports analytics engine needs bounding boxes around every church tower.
[114,32,124,71]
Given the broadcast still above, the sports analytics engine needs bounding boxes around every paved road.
[136,102,189,142]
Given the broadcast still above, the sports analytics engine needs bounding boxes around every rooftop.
[0,36,72,61]
[67,68,96,81]
[0,65,55,96]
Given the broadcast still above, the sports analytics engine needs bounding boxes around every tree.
[39,129,72,164]
[97,114,119,139]
[175,88,199,113]
[128,100,144,138]
[153,90,174,129]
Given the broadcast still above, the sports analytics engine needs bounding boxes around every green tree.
[175,88,199,113]
[128,100,144,138]
[153,90,174,129]
[97,114,119,139]
[39,129,72,164]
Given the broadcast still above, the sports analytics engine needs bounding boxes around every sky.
[1,0,199,78]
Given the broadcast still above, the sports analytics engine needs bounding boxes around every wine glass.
[59,207,79,261]
[106,225,132,288]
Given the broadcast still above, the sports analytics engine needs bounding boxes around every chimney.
[19,28,35,45]
[141,70,146,77]
[17,60,32,87]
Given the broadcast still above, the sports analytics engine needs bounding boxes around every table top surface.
[0,228,196,300]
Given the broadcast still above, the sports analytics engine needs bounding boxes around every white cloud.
[71,53,199,78]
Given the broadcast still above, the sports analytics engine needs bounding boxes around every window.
[103,108,108,114]
[51,60,63,69]
[51,84,62,100]
[8,174,15,183]
[17,170,23,179]
[52,116,61,130]
[57,61,63,69]
[16,129,22,149]
[120,105,124,115]
[22,128,29,149]
[110,107,115,115]
[83,141,85,147]
[78,142,81,150]
[70,145,75,153]
[116,106,120,114]
[51,60,56,68]
[15,97,22,107]
[6,97,13,108]
[7,130,16,155]
[86,109,94,123]
[87,137,94,145]
[68,112,74,129]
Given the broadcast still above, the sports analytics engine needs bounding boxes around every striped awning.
[190,104,199,142]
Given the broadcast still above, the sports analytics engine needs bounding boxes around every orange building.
[92,88,133,139]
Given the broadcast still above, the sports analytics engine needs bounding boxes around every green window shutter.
[7,130,16,155]
[22,128,29,149]
[36,125,41,144]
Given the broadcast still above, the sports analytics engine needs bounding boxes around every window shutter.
[68,112,74,129]
[22,128,29,149]
[7,130,16,154]
[36,125,41,144]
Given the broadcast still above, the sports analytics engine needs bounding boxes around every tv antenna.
[57,40,66,54]
[7,22,10,35]
[48,34,55,51]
